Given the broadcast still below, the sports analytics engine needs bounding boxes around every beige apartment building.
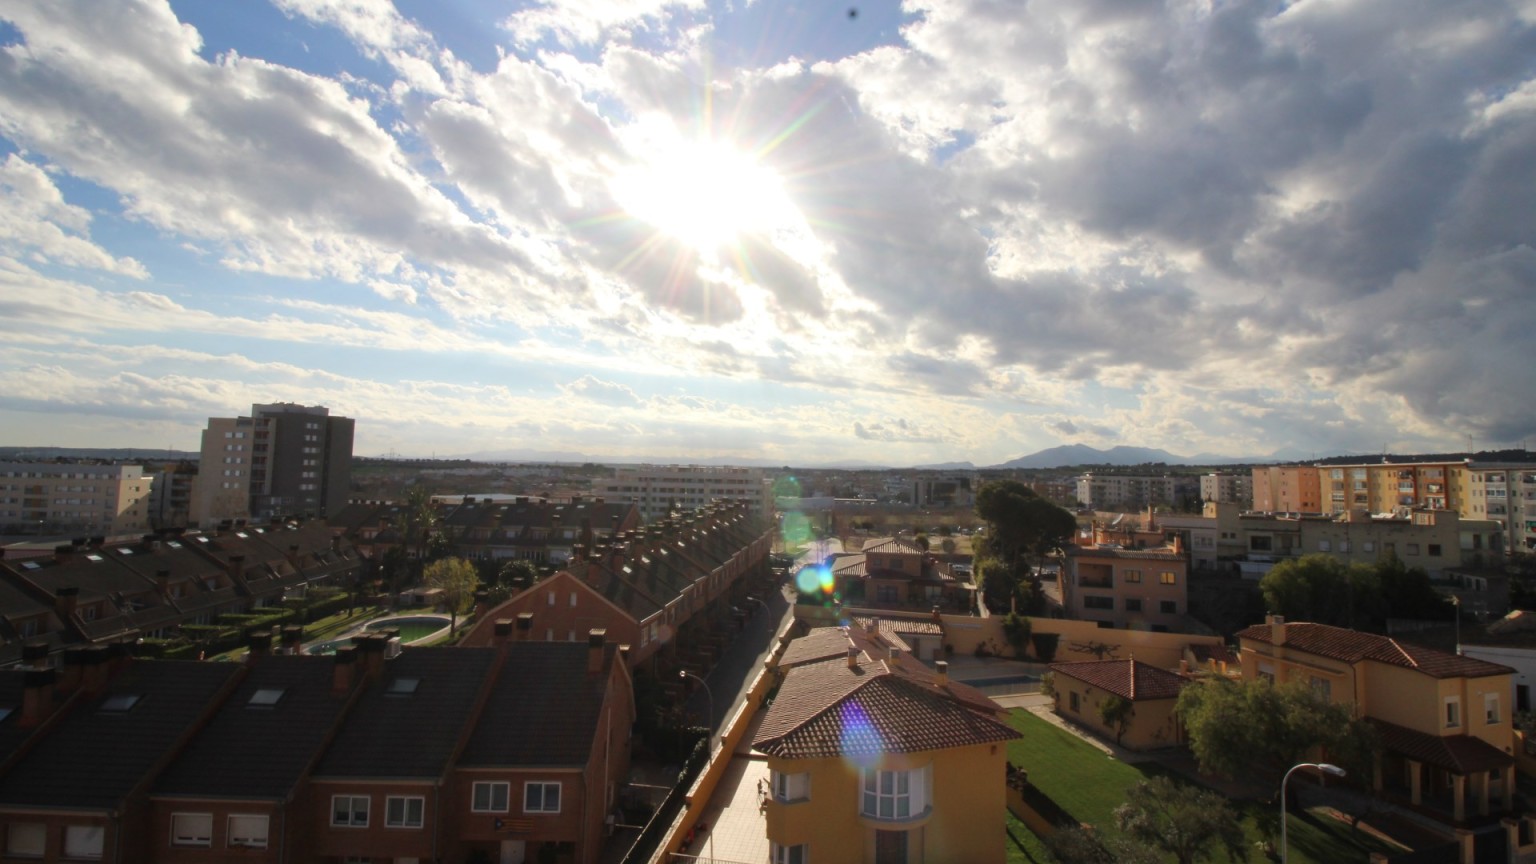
[0,462,153,537]
[1199,471,1252,509]
[1062,535,1190,630]
[591,464,774,523]
[190,403,354,528]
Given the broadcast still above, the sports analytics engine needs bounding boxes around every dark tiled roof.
[153,656,353,799]
[1049,660,1187,702]
[313,647,494,779]
[754,653,1017,759]
[0,669,61,763]
[460,643,621,767]
[1369,718,1514,775]
[1236,622,1514,679]
[0,660,244,810]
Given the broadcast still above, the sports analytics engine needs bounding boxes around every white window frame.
[772,770,811,803]
[1445,696,1461,729]
[386,796,425,828]
[6,823,45,857]
[860,766,930,821]
[170,812,213,847]
[472,781,510,813]
[524,781,562,813]
[228,814,269,849]
[771,843,808,864]
[332,795,370,827]
[63,825,104,860]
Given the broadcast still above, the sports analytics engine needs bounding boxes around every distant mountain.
[911,461,976,471]
[993,444,1184,469]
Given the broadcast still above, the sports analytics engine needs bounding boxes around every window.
[1428,544,1442,557]
[1445,697,1461,729]
[771,843,808,864]
[1406,544,1420,556]
[525,782,561,813]
[1069,691,1080,712]
[7,823,45,857]
[1310,677,1332,702]
[1363,541,1375,553]
[1083,596,1114,610]
[248,688,285,707]
[472,782,510,813]
[1317,540,1331,552]
[1159,571,1177,585]
[171,813,212,847]
[569,592,578,607]
[1160,600,1178,614]
[64,826,103,860]
[1486,693,1501,724]
[772,771,810,803]
[861,767,929,820]
[547,591,555,606]
[332,795,370,827]
[386,796,425,828]
[228,815,269,849]
[1122,569,1142,583]
[1125,599,1143,613]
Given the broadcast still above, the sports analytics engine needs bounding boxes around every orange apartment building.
[1062,535,1189,631]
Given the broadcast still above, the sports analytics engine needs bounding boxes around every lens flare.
[780,510,811,549]
[818,567,834,594]
[838,701,884,767]
[795,567,821,595]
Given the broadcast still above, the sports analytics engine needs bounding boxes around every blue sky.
[1,0,1532,466]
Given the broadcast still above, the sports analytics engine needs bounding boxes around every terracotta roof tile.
[1049,660,1188,702]
[1189,643,1237,665]
[1368,718,1513,775]
[1236,622,1513,679]
[755,651,1017,759]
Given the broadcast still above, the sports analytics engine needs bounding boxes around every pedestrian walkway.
[678,712,773,864]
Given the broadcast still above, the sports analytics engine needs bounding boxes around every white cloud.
[0,155,148,277]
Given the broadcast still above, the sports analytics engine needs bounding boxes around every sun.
[612,138,798,252]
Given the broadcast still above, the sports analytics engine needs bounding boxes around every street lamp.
[680,670,715,753]
[1453,594,1462,656]
[1281,762,1345,863]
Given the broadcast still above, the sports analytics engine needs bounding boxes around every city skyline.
[2,0,1533,464]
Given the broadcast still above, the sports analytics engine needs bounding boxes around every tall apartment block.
[1075,473,1199,511]
[591,464,774,523]
[191,403,354,527]
[1199,472,1253,509]
[0,462,153,536]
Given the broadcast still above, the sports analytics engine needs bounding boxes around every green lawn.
[1004,709,1402,864]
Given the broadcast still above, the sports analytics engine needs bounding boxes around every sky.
[1,0,1533,467]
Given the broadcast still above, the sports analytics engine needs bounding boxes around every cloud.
[0,155,149,277]
[561,375,643,406]
[853,418,949,445]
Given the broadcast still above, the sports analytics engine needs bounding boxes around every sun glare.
[613,139,797,252]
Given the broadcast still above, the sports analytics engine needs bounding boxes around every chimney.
[247,630,273,664]
[865,617,879,635]
[20,667,57,728]
[287,544,301,569]
[935,660,949,685]
[493,618,513,648]
[54,587,79,620]
[931,605,943,626]
[53,544,74,563]
[353,634,387,681]
[588,628,607,675]
[332,645,358,695]
[21,642,50,671]
[227,554,246,582]
[847,644,859,669]
[58,648,87,692]
[76,646,112,694]
[281,625,304,655]
[1179,658,1191,676]
[1268,614,1286,645]
[516,612,534,642]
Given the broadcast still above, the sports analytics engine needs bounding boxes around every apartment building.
[1251,465,1323,513]
[753,646,1020,864]
[0,461,153,537]
[1062,537,1190,631]
[1237,618,1516,826]
[1075,473,1198,511]
[1465,463,1536,551]
[1199,472,1252,509]
[591,465,773,523]
[191,403,354,527]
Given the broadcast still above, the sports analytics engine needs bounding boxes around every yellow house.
[1049,659,1188,750]
[753,646,1020,864]
[1236,617,1517,824]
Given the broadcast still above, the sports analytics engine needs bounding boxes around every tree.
[1113,776,1246,864]
[1097,694,1134,746]
[1001,611,1032,659]
[1176,678,1377,796]
[1045,825,1160,864]
[974,480,1076,613]
[423,557,479,633]
[497,559,539,591]
[1261,553,1446,629]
